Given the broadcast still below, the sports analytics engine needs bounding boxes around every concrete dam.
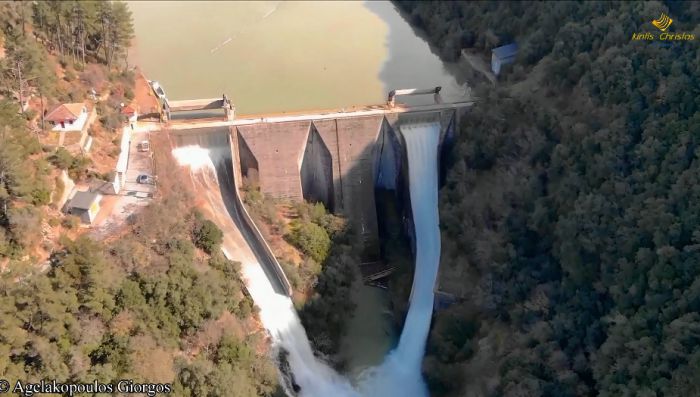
[231,110,458,256]
[166,90,471,295]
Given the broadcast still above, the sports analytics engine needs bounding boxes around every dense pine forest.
[394,1,700,396]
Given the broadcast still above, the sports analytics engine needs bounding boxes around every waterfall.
[171,121,441,397]
[358,121,441,397]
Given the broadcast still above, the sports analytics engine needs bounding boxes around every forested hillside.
[1,2,282,395]
[0,0,137,260]
[0,143,281,395]
[395,1,700,396]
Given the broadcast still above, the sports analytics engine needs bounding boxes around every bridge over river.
[164,88,472,294]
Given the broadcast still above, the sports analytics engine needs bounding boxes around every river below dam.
[129,0,464,383]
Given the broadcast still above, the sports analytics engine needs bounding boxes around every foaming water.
[171,146,216,171]
[171,122,441,397]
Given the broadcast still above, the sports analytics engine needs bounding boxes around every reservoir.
[128,0,465,379]
[128,1,467,114]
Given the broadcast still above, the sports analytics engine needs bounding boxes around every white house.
[46,102,89,132]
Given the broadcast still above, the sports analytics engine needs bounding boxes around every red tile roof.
[46,103,85,122]
[121,105,138,115]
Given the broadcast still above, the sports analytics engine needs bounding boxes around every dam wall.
[167,97,470,268]
[166,92,471,293]
[229,109,459,261]
[233,115,387,259]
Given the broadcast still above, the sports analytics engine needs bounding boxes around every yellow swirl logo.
[652,13,673,32]
[632,12,694,42]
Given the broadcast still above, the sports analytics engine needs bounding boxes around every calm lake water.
[128,0,465,377]
[128,1,467,114]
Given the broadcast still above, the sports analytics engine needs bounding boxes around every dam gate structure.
[169,90,471,282]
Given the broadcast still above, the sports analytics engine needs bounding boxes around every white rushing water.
[236,256,360,397]
[358,122,441,397]
[172,121,441,397]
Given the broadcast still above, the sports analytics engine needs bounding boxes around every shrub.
[50,147,74,169]
[298,256,322,283]
[24,109,38,121]
[31,188,51,206]
[192,213,223,254]
[63,69,76,82]
[280,260,302,290]
[100,109,124,132]
[68,155,91,181]
[97,98,125,132]
[50,149,92,181]
[243,187,264,206]
[237,299,253,319]
[285,221,330,263]
[294,201,344,236]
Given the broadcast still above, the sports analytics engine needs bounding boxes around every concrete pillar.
[225,105,236,121]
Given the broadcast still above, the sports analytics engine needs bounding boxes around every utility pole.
[20,2,26,38]
[16,60,24,113]
[1,127,8,217]
[39,87,45,131]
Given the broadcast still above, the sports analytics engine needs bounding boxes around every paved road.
[122,128,157,196]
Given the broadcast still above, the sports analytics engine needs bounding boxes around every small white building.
[46,103,89,132]
[114,127,131,194]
